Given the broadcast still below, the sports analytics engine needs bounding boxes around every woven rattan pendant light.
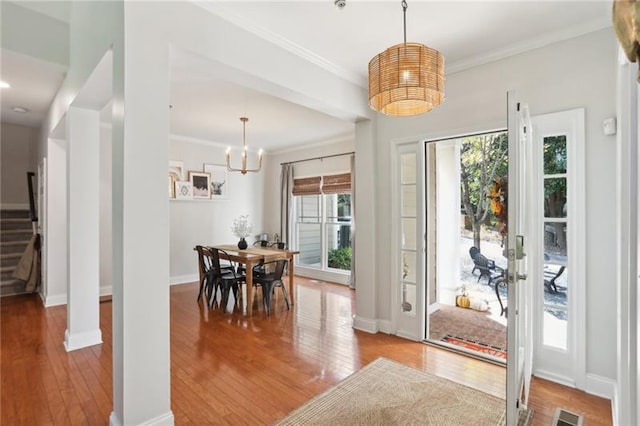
[368,1,445,116]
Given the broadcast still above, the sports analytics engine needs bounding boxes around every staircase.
[0,210,32,296]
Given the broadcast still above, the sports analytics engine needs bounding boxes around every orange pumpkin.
[456,295,471,309]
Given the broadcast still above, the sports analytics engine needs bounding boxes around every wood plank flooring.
[1,277,612,425]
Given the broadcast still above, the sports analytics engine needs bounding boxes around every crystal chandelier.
[225,117,263,175]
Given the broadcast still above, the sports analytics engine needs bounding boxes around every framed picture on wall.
[189,171,211,199]
[203,163,228,200]
[168,160,184,198]
[174,181,193,200]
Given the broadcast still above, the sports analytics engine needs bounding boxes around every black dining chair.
[210,247,246,311]
[251,259,290,316]
[195,245,234,306]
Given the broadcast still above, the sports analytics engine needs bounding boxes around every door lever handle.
[517,273,528,280]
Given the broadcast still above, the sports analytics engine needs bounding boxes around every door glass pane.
[401,153,416,184]
[402,218,416,249]
[297,223,321,268]
[326,223,351,271]
[402,282,416,314]
[544,178,567,218]
[543,265,567,307]
[402,185,417,216]
[544,221,567,257]
[543,136,567,174]
[543,307,568,350]
[402,251,416,283]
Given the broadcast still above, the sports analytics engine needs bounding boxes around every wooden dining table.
[202,245,299,316]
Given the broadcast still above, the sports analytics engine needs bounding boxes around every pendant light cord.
[402,0,407,44]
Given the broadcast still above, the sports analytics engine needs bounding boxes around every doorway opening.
[425,130,509,362]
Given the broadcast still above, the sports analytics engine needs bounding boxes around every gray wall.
[370,28,618,380]
[1,122,38,207]
[169,138,264,282]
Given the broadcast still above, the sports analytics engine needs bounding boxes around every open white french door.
[506,91,534,423]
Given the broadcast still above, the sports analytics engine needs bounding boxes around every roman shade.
[322,173,351,194]
[292,177,322,196]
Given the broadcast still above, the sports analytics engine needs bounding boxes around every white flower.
[231,215,252,238]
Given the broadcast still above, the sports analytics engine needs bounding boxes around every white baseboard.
[352,315,378,334]
[170,274,198,285]
[140,411,175,425]
[64,328,102,352]
[611,384,619,426]
[42,286,112,307]
[0,203,29,210]
[585,373,615,400]
[533,369,575,388]
[534,370,615,401]
[395,329,422,342]
[110,410,174,426]
[377,319,393,334]
[109,412,122,426]
[44,293,67,307]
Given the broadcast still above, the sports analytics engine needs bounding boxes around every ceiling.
[1,1,612,151]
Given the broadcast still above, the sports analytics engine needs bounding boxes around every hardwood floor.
[1,277,612,425]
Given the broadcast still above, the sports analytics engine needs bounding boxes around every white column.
[44,138,67,307]
[352,119,378,333]
[109,3,173,424]
[64,107,102,351]
[435,140,461,306]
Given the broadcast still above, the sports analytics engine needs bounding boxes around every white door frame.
[390,139,426,341]
[530,108,586,389]
[614,49,639,426]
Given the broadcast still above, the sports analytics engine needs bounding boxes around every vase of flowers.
[232,215,252,250]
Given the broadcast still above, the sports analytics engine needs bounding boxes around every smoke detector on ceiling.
[11,106,29,113]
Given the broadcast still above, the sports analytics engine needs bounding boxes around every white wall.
[99,124,112,294]
[0,122,38,207]
[369,28,618,382]
[169,137,264,283]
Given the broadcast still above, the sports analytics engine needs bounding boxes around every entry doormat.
[442,335,507,360]
[274,357,509,425]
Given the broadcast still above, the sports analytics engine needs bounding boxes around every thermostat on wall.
[602,117,617,135]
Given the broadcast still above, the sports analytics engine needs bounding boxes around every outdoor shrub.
[328,247,351,270]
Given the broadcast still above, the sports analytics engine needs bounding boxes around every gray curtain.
[280,164,294,248]
[349,154,356,289]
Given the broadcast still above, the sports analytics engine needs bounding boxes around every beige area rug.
[275,357,531,426]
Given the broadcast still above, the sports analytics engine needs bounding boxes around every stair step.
[0,279,27,297]
[0,230,32,243]
[1,266,16,281]
[0,210,30,219]
[1,253,22,268]
[1,241,29,251]
[1,219,32,231]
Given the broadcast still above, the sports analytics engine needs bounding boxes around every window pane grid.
[295,193,351,274]
[542,135,568,351]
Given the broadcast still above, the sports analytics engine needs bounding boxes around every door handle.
[517,273,528,280]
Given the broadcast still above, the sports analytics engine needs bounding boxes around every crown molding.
[170,133,265,153]
[447,17,612,75]
[267,132,354,156]
[194,1,366,87]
